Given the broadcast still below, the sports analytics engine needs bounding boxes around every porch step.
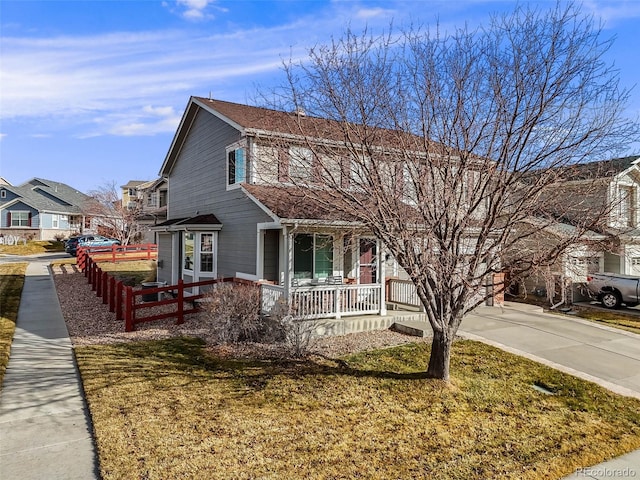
[391,317,431,337]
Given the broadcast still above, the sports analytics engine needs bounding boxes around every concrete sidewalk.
[461,302,640,479]
[0,261,99,480]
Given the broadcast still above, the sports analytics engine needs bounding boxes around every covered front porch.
[257,222,388,319]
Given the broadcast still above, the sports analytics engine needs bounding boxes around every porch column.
[256,228,265,280]
[378,239,387,316]
[282,226,293,297]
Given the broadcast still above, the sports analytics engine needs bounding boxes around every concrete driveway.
[461,303,640,399]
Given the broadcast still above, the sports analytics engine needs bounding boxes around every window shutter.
[228,150,236,185]
[28,212,32,227]
[278,147,290,183]
[7,212,11,226]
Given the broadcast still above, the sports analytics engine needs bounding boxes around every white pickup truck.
[585,272,640,309]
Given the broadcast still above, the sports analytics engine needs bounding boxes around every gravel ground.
[52,266,431,358]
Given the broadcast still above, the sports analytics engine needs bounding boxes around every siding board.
[166,109,273,278]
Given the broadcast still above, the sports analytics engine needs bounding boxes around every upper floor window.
[620,185,637,227]
[289,146,314,183]
[227,147,246,186]
[0,189,6,199]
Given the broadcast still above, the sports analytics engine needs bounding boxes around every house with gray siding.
[155,97,409,319]
[0,178,101,241]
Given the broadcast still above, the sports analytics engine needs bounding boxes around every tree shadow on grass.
[75,336,439,396]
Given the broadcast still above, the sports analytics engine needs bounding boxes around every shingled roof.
[563,155,640,180]
[3,178,94,214]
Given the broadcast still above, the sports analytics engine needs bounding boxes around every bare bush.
[200,283,265,344]
[270,299,321,358]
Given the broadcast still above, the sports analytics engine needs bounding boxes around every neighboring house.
[522,155,640,302]
[0,178,101,241]
[154,97,495,321]
[121,178,168,243]
[121,180,147,210]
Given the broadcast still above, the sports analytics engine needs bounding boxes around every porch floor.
[309,310,429,337]
[311,304,517,338]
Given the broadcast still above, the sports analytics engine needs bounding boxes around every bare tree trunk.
[426,329,453,381]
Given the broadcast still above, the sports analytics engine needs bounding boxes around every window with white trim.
[620,185,637,227]
[184,232,194,271]
[289,146,314,183]
[200,233,214,272]
[227,147,246,186]
[293,233,333,280]
[52,214,59,229]
[0,190,6,199]
[11,211,29,227]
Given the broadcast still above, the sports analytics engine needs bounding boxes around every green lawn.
[0,263,27,385]
[75,337,640,480]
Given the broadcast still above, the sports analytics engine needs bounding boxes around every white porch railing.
[260,283,382,319]
[387,278,422,308]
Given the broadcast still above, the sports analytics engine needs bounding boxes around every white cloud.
[355,8,395,20]
[0,133,6,141]
[581,0,640,27]
[176,0,214,21]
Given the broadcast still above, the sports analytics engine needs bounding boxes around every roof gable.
[10,178,92,214]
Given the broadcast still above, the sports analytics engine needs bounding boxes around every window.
[228,147,246,186]
[293,234,333,279]
[620,186,637,227]
[0,190,6,199]
[289,146,314,183]
[184,232,194,271]
[10,211,30,227]
[52,214,59,229]
[200,233,214,272]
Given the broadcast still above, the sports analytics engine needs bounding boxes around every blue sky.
[1,0,639,193]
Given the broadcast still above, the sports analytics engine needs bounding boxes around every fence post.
[102,271,109,304]
[116,281,124,320]
[77,249,85,272]
[176,279,184,325]
[84,255,91,278]
[111,244,116,263]
[109,276,116,312]
[96,267,103,296]
[335,287,341,320]
[147,244,151,260]
[124,286,134,332]
[90,263,97,290]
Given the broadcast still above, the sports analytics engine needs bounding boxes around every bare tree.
[85,181,145,245]
[261,3,639,380]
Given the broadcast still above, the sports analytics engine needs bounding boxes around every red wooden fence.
[77,243,157,271]
[79,252,241,331]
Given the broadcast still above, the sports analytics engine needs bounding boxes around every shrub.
[270,299,319,358]
[200,283,269,344]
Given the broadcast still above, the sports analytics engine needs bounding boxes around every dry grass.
[0,263,27,384]
[90,259,155,285]
[75,337,640,480]
[0,240,64,255]
[570,306,640,335]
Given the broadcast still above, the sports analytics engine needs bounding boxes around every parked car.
[65,235,120,256]
[585,272,640,309]
[65,235,93,256]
